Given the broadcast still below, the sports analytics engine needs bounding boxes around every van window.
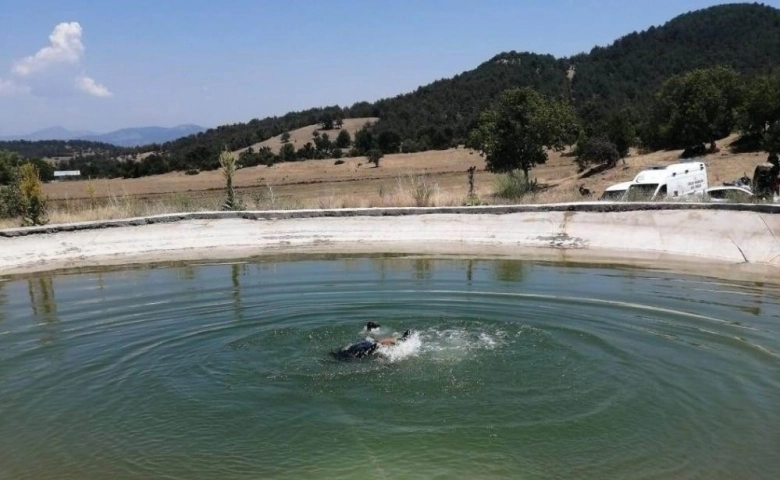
[658,185,667,197]
[626,184,658,201]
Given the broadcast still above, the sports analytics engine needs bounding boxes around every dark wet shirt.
[331,339,378,360]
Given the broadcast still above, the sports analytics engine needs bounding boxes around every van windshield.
[626,183,658,201]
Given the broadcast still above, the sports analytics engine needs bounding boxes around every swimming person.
[331,322,414,360]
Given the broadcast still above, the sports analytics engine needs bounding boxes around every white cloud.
[2,22,111,99]
[0,78,31,96]
[13,22,85,76]
[75,75,112,98]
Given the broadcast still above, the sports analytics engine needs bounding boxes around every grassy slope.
[235,117,378,155]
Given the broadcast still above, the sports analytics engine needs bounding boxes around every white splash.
[376,331,422,363]
[373,327,505,363]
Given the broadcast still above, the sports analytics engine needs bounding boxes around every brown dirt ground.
[43,133,771,206]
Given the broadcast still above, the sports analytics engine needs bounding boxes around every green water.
[1,257,779,479]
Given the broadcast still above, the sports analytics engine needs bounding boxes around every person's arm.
[377,338,396,346]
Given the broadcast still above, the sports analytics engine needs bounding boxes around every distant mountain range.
[0,124,206,147]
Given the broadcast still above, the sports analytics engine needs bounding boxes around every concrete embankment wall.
[1,203,780,275]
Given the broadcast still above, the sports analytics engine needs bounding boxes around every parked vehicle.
[705,186,753,203]
[624,162,708,201]
[599,181,632,201]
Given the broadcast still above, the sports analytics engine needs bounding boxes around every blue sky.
[0,0,772,135]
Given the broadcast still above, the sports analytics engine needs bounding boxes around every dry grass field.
[2,130,769,229]
[236,117,378,155]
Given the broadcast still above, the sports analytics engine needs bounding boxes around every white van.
[625,162,708,201]
[599,181,632,201]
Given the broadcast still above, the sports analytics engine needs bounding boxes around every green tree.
[314,133,332,153]
[575,137,620,172]
[605,111,635,158]
[319,113,335,130]
[257,146,276,166]
[0,151,54,185]
[280,131,291,144]
[649,66,743,151]
[335,129,351,148]
[354,123,375,155]
[377,130,402,154]
[0,150,22,185]
[469,87,579,182]
[764,121,780,156]
[400,139,422,153]
[279,142,296,162]
[367,149,384,167]
[740,74,780,154]
[296,142,317,160]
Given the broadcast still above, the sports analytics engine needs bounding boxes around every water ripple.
[1,258,779,480]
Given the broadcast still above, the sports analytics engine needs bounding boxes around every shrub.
[219,149,244,211]
[398,174,436,207]
[575,137,619,171]
[15,164,49,226]
[185,169,200,175]
[494,171,537,199]
[334,159,345,165]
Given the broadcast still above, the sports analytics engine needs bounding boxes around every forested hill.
[569,2,780,124]
[4,2,780,178]
[0,139,122,159]
[167,2,780,156]
[373,3,780,141]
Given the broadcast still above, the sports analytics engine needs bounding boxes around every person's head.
[366,321,381,332]
[401,329,414,340]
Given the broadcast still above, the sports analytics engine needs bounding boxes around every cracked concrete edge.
[2,202,780,238]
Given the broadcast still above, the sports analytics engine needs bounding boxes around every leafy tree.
[319,113,335,130]
[469,87,579,182]
[367,149,384,167]
[648,66,743,151]
[354,123,375,154]
[377,130,402,154]
[0,150,22,185]
[279,142,296,162]
[280,131,291,144]
[1,150,54,184]
[335,129,352,148]
[740,74,780,154]
[401,139,422,153]
[238,146,255,168]
[314,133,332,153]
[575,137,620,172]
[296,142,317,160]
[332,148,343,159]
[605,111,635,158]
[764,121,780,155]
[257,146,276,166]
